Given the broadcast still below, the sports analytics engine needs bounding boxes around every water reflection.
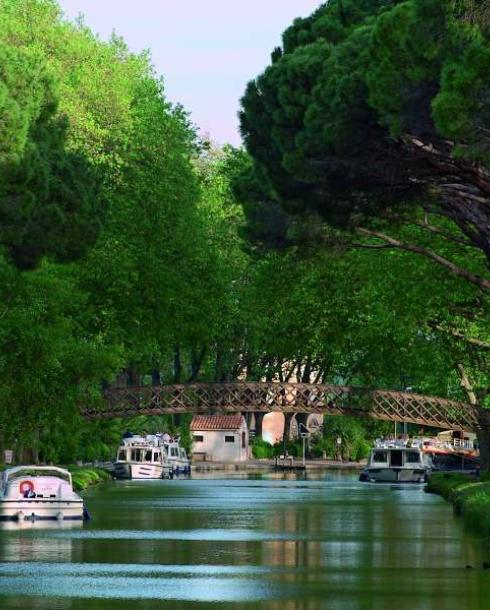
[0,472,488,610]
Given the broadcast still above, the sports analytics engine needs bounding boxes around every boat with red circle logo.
[0,466,86,523]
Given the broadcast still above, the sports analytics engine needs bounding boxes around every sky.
[58,0,322,145]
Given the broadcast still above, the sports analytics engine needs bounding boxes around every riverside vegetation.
[427,473,490,538]
[0,0,488,471]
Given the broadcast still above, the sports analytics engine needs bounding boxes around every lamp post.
[298,423,310,467]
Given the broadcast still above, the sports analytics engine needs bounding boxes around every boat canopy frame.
[3,466,72,486]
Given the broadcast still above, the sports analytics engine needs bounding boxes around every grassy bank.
[68,467,111,492]
[426,473,490,537]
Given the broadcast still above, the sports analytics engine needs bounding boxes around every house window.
[225,435,235,443]
[242,432,246,449]
[193,435,204,443]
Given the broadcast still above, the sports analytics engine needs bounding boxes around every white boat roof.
[3,465,71,477]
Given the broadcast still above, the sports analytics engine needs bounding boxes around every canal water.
[0,471,489,609]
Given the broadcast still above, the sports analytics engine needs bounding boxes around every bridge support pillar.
[253,413,265,439]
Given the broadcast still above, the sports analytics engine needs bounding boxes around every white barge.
[165,440,190,475]
[0,466,85,522]
[114,435,173,480]
[360,444,430,483]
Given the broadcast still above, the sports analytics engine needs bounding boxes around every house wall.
[192,421,249,462]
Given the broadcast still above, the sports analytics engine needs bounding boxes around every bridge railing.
[82,382,481,432]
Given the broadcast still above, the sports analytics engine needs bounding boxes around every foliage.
[311,416,383,461]
[68,467,111,492]
[0,0,489,469]
[240,0,490,283]
[427,472,490,537]
[251,438,275,459]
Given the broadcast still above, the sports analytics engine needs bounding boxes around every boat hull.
[113,462,171,480]
[360,468,427,483]
[169,460,191,475]
[0,499,84,521]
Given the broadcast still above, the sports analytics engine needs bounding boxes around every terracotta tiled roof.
[190,414,244,431]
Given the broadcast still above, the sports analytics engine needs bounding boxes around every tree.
[240,0,490,289]
[0,39,105,269]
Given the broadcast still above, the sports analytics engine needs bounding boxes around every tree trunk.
[478,410,490,472]
[254,412,265,439]
[282,413,293,446]
[214,347,223,383]
[127,366,140,387]
[188,346,206,382]
[151,369,161,385]
[174,346,182,383]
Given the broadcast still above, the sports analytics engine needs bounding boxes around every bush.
[251,438,274,459]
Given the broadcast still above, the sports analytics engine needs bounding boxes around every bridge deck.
[83,383,482,432]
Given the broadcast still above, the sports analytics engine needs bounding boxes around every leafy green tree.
[0,39,105,269]
[240,0,490,288]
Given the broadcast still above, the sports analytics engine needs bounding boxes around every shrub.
[251,438,274,459]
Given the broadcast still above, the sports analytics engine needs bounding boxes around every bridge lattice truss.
[83,383,482,432]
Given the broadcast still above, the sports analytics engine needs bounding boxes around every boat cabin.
[116,436,166,465]
[369,447,425,468]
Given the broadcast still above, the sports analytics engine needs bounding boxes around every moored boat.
[164,440,191,475]
[360,443,430,483]
[0,466,85,522]
[114,434,172,480]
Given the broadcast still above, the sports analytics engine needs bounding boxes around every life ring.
[19,480,34,495]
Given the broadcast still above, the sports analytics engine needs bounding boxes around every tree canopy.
[240,0,490,288]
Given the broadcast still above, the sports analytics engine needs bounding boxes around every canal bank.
[192,458,363,472]
[427,472,490,538]
[68,466,111,492]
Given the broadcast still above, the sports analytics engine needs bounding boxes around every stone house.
[190,414,249,462]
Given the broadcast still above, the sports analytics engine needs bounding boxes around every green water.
[0,471,489,609]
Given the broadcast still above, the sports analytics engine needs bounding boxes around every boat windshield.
[372,451,388,463]
[405,451,422,463]
[6,468,71,484]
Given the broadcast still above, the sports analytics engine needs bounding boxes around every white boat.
[360,443,431,483]
[114,435,172,480]
[0,466,85,522]
[164,441,191,475]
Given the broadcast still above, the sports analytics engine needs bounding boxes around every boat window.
[372,451,388,463]
[180,449,187,459]
[225,436,235,443]
[131,449,142,462]
[171,447,179,457]
[193,435,204,443]
[7,469,71,484]
[118,450,126,461]
[390,451,403,467]
[144,450,152,461]
[153,453,160,462]
[406,451,421,463]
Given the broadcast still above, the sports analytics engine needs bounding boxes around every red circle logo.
[19,480,34,495]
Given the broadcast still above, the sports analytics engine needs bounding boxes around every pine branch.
[356,227,490,292]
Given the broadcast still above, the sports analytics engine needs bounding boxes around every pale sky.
[58,0,322,145]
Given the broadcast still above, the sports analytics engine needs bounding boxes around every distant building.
[190,414,249,462]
